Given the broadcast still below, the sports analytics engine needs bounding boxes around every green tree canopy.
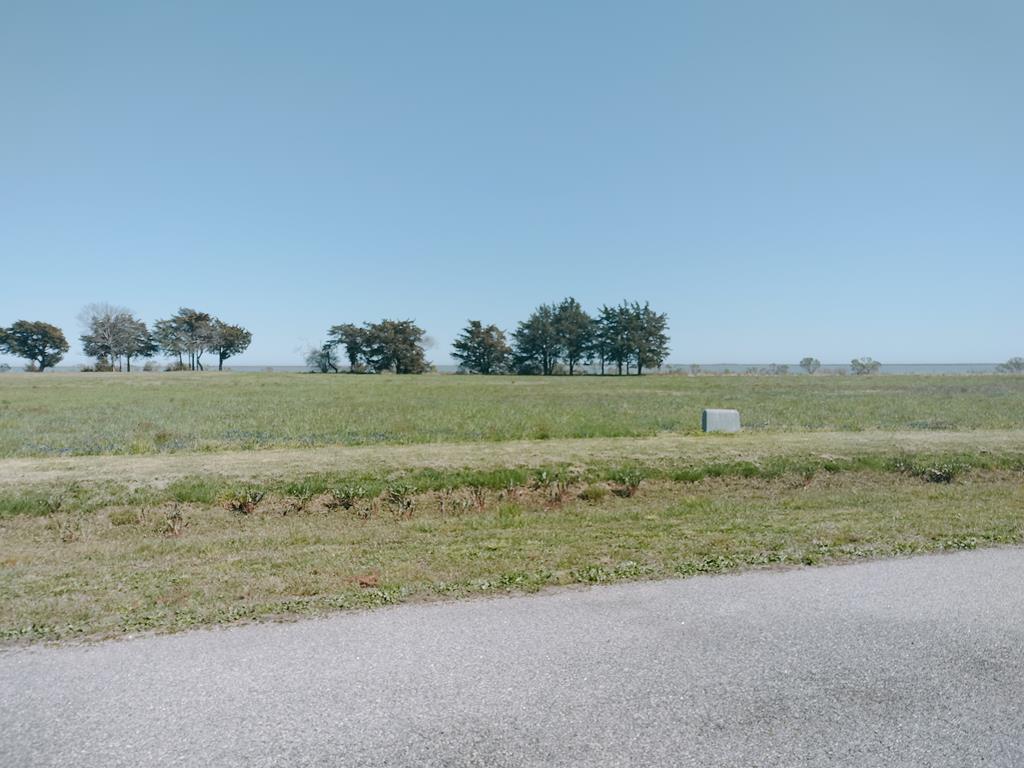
[851,357,881,375]
[2,320,69,371]
[153,308,214,370]
[553,297,594,375]
[629,301,669,375]
[327,323,369,372]
[594,304,632,375]
[327,320,430,374]
[512,303,562,375]
[365,319,430,373]
[452,320,511,374]
[209,321,252,371]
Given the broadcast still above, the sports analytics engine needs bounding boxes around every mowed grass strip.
[2,468,1022,643]
[3,440,1023,518]
[1,372,1023,457]
[5,429,1024,491]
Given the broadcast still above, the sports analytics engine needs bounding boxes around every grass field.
[1,372,1023,457]
[1,372,1023,644]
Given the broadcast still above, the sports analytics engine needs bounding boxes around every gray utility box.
[702,408,741,433]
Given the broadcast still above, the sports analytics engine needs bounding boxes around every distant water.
[663,363,1004,375]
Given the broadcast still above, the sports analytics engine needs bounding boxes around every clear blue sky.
[2,0,1021,366]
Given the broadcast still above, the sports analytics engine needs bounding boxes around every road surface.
[2,548,1023,766]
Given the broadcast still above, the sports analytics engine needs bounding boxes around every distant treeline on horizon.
[2,299,1023,376]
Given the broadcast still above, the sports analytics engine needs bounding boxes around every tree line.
[311,298,670,375]
[0,306,251,372]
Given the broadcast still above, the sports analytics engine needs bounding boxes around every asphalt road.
[2,549,1023,767]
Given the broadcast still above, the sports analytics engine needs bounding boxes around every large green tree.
[2,320,69,371]
[327,320,430,373]
[452,320,511,374]
[512,303,562,375]
[594,304,632,375]
[326,323,369,372]
[365,319,430,373]
[553,297,594,375]
[209,321,252,371]
[592,302,669,375]
[153,317,187,368]
[153,308,219,370]
[630,301,669,375]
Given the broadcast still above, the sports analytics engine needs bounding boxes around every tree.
[78,303,129,370]
[452,320,511,374]
[996,357,1024,373]
[209,321,252,371]
[305,343,339,373]
[153,318,187,368]
[850,357,881,375]
[364,319,430,373]
[327,320,429,373]
[119,315,157,372]
[799,357,821,375]
[79,305,155,372]
[2,320,69,371]
[629,301,670,375]
[512,303,562,375]
[154,308,214,370]
[327,323,369,372]
[594,304,631,375]
[553,297,594,375]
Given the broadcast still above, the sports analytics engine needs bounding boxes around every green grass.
[2,371,1023,645]
[1,372,1023,457]
[3,447,1023,520]
[3,468,1022,643]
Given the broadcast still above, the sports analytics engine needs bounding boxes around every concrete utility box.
[702,408,741,433]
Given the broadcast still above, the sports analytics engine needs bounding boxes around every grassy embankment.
[1,372,1022,643]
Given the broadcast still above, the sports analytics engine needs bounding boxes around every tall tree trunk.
[126,356,131,373]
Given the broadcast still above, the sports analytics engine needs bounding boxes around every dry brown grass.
[3,429,1024,490]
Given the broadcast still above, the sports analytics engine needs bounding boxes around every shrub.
[162,506,189,536]
[224,488,265,514]
[611,469,643,497]
[384,483,415,517]
[326,484,367,510]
